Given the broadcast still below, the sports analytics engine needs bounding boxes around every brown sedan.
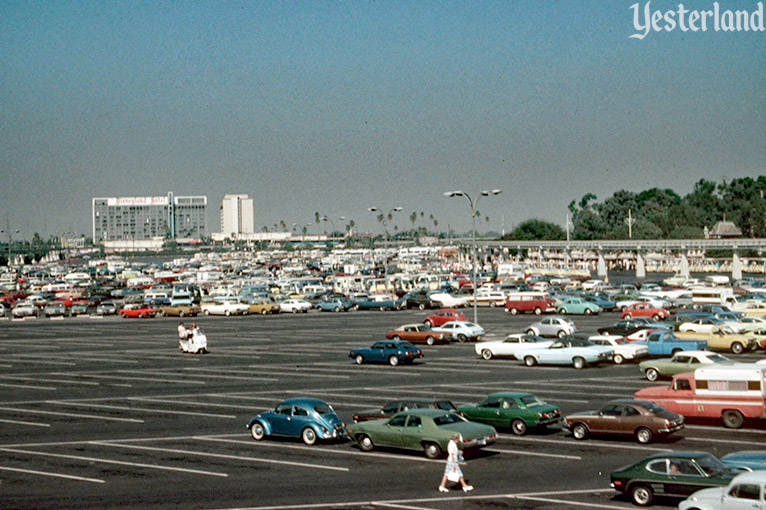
[564,399,684,444]
[384,324,451,346]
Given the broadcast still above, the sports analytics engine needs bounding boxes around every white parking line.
[86,374,204,385]
[123,369,279,382]
[0,447,228,477]
[0,382,57,391]
[128,397,257,410]
[0,406,144,423]
[185,367,351,380]
[496,434,672,452]
[0,375,100,386]
[197,436,442,464]
[45,401,238,419]
[0,418,50,427]
[0,465,105,483]
[485,448,581,460]
[91,442,350,472]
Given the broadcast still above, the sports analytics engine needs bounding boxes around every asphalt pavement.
[0,308,764,509]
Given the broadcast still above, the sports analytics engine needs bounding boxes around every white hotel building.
[92,193,207,250]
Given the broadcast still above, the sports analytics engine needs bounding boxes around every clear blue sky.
[1,1,764,239]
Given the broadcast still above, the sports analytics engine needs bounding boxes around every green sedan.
[638,351,733,381]
[346,408,497,459]
[459,392,562,435]
[611,451,738,506]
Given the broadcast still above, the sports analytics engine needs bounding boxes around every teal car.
[611,451,738,506]
[557,297,601,315]
[459,392,562,435]
[346,408,496,459]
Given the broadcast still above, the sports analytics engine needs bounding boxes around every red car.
[423,309,466,327]
[621,302,670,321]
[119,304,158,318]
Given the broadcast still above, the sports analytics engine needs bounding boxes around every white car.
[278,298,313,313]
[201,299,249,316]
[432,321,485,342]
[678,471,766,510]
[587,334,649,364]
[525,316,577,338]
[737,315,766,332]
[474,333,553,360]
[12,302,38,318]
[429,291,472,308]
[679,318,744,334]
[469,290,506,308]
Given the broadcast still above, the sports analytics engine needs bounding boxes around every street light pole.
[0,228,20,268]
[443,189,502,324]
[368,207,402,290]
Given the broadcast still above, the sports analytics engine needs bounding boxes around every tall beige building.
[220,194,254,237]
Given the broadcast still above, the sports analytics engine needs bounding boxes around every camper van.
[634,364,766,429]
[691,287,736,306]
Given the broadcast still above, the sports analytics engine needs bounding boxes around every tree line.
[503,177,766,241]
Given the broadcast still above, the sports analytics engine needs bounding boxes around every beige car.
[248,300,280,315]
[158,304,200,317]
[675,327,758,354]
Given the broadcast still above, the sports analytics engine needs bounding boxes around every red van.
[504,292,556,315]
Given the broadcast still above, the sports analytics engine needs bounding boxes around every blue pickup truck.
[637,329,708,356]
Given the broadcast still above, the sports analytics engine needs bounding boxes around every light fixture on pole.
[368,207,403,286]
[443,189,502,324]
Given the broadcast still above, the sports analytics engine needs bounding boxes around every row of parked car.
[246,396,765,507]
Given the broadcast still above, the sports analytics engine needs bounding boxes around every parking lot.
[0,308,764,509]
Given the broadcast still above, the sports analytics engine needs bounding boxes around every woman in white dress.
[438,433,473,492]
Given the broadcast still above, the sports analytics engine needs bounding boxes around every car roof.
[641,451,714,461]
[393,408,457,416]
[278,398,328,407]
[486,392,536,399]
[731,471,766,484]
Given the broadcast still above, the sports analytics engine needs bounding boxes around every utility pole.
[625,209,635,239]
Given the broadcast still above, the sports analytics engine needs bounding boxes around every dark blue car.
[247,398,346,445]
[349,340,423,366]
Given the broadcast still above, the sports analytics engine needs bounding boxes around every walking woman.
[438,433,473,492]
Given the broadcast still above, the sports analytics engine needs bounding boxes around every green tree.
[503,219,566,240]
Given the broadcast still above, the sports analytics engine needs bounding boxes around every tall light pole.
[368,207,402,288]
[0,228,20,268]
[443,189,502,324]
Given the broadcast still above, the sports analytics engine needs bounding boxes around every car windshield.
[313,404,333,415]
[433,413,467,426]
[520,395,545,407]
[694,454,728,476]
[612,338,628,345]
[640,402,666,414]
[708,354,731,363]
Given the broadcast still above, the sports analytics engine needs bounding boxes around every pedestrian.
[438,433,473,492]
[190,322,200,338]
[177,321,187,345]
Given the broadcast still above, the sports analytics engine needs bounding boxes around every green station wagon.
[459,392,562,435]
[346,408,496,459]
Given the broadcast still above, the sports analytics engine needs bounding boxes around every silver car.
[525,316,577,338]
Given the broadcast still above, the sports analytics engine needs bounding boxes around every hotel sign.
[107,197,169,207]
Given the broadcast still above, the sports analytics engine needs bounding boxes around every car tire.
[158,310,165,317]
[572,423,588,440]
[426,336,435,346]
[179,311,185,318]
[558,308,566,314]
[511,419,527,436]
[358,434,374,452]
[534,307,542,315]
[572,357,586,369]
[524,356,537,367]
[261,309,268,315]
[585,308,593,315]
[635,427,653,444]
[225,310,231,316]
[557,330,566,338]
[509,308,518,315]
[423,442,442,459]
[730,342,744,354]
[624,313,632,319]
[652,314,660,321]
[631,484,653,506]
[292,308,298,314]
[525,329,536,336]
[457,334,467,343]
[490,301,496,308]
[481,349,493,360]
[250,422,265,441]
[334,307,341,312]
[392,335,401,341]
[354,354,364,365]
[204,310,210,316]
[301,427,317,445]
[645,368,659,382]
[418,303,425,310]
[424,320,432,327]
[613,354,625,365]
[722,410,744,429]
[388,355,399,366]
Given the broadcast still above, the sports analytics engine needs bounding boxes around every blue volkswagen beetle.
[247,398,347,445]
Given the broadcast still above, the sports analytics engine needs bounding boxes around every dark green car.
[458,392,562,435]
[346,408,496,459]
[610,451,739,506]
